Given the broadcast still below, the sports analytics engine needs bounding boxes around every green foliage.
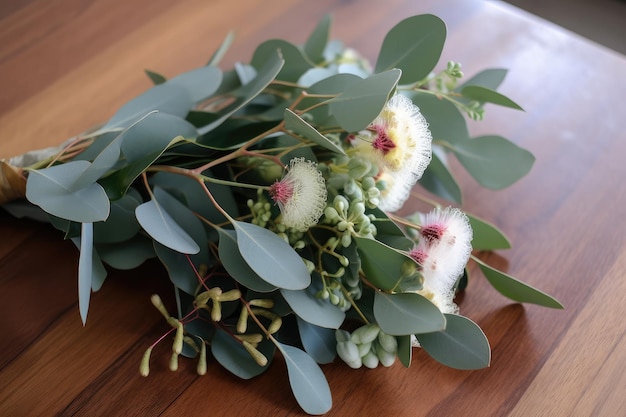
[375,14,446,84]
[329,69,401,132]
[373,292,446,335]
[415,314,491,370]
[278,342,332,415]
[450,135,535,189]
[473,256,563,308]
[6,12,562,416]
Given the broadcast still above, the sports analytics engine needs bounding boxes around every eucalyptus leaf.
[278,342,332,415]
[198,50,284,135]
[373,291,446,335]
[280,279,345,329]
[233,220,310,290]
[251,39,314,82]
[304,14,332,63]
[419,150,463,203]
[466,213,511,250]
[375,14,446,84]
[473,256,563,308]
[104,83,193,129]
[329,69,401,132]
[25,162,110,223]
[461,86,523,110]
[296,317,337,364]
[284,108,346,155]
[449,135,535,189]
[355,236,416,291]
[207,31,235,66]
[93,193,141,243]
[212,328,274,379]
[145,69,167,85]
[78,222,94,325]
[397,334,413,368]
[410,92,469,144]
[415,314,491,370]
[168,66,223,103]
[217,228,277,292]
[457,68,508,91]
[97,235,155,270]
[135,198,200,255]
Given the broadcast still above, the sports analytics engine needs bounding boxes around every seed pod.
[378,331,398,354]
[361,350,379,369]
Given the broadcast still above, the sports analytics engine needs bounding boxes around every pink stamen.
[408,248,427,269]
[421,223,447,243]
[269,180,293,206]
[372,125,396,154]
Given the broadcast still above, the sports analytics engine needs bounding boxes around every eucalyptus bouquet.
[0,14,562,415]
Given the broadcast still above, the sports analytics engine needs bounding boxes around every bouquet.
[0,13,561,415]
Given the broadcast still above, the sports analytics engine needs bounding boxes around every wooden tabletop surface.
[1,0,625,416]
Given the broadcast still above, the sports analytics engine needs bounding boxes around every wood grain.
[1,0,625,416]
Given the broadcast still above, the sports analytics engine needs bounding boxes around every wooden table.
[1,0,625,415]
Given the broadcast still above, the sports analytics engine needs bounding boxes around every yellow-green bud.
[197,341,207,375]
[362,350,379,369]
[243,341,268,366]
[169,352,179,372]
[249,299,275,309]
[139,346,152,377]
[378,332,398,354]
[150,294,170,319]
[351,324,380,345]
[237,307,249,334]
[357,342,372,357]
[217,289,242,302]
[337,340,361,369]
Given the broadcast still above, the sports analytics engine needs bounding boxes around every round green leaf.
[211,328,273,379]
[233,220,310,290]
[450,135,535,189]
[217,228,277,292]
[466,213,511,250]
[280,279,345,329]
[278,342,332,415]
[355,236,417,291]
[25,162,110,223]
[375,14,446,84]
[473,256,563,308]
[373,291,446,335]
[415,314,491,370]
[135,199,200,255]
[296,317,337,364]
[329,69,401,133]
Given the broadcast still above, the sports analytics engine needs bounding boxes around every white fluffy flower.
[352,94,432,212]
[269,158,327,231]
[408,207,473,314]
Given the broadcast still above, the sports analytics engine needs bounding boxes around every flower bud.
[361,350,379,369]
[357,342,372,357]
[150,294,170,319]
[376,344,396,367]
[139,347,152,377]
[217,289,242,302]
[249,299,275,309]
[377,332,398,354]
[243,341,268,367]
[237,307,248,334]
[337,340,362,369]
[351,324,380,345]
[169,352,179,372]
[335,329,351,343]
[197,341,207,376]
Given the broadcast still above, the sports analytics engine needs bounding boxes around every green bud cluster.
[247,189,306,249]
[335,324,397,369]
[247,189,272,228]
[324,195,376,248]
